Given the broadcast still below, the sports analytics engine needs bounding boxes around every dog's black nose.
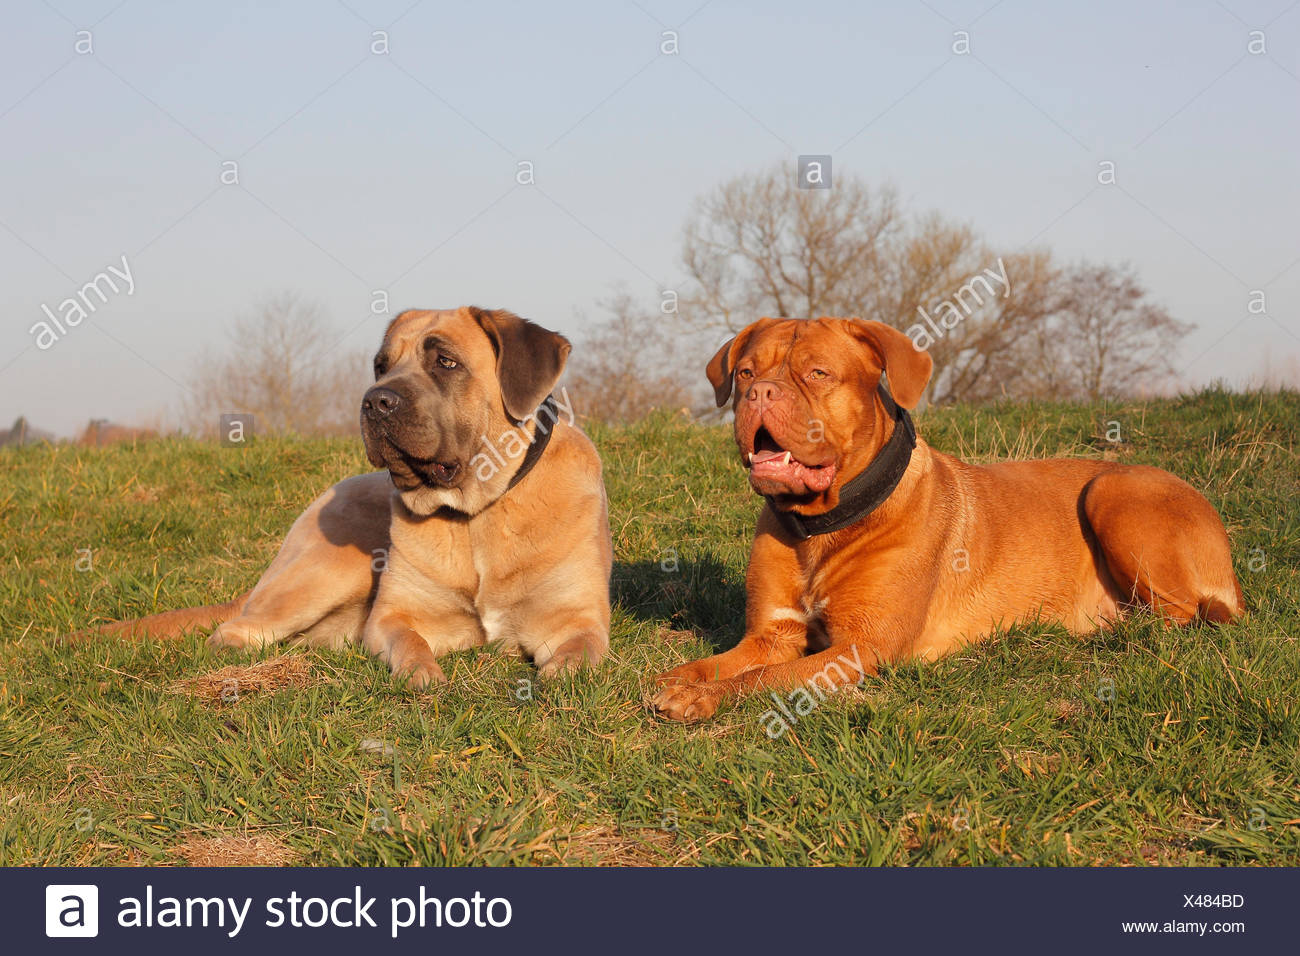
[362,386,402,419]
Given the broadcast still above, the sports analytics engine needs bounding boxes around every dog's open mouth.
[375,439,462,489]
[362,421,462,490]
[399,452,461,487]
[746,426,836,494]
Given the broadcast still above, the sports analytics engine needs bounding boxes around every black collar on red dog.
[765,386,916,541]
[505,395,558,491]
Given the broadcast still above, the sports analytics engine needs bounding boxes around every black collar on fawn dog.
[766,386,916,541]
[505,395,558,491]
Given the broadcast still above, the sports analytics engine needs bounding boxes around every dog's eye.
[808,368,829,380]
[736,368,754,380]
[436,355,458,370]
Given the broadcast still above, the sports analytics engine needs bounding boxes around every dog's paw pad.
[394,660,447,690]
[651,683,723,722]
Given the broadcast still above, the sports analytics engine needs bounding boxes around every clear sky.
[2,0,1297,435]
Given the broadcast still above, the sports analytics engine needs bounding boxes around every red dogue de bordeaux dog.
[652,316,1243,722]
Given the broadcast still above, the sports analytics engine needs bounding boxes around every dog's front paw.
[651,681,726,722]
[207,622,257,651]
[537,649,584,680]
[653,658,718,688]
[535,632,604,679]
[392,658,447,690]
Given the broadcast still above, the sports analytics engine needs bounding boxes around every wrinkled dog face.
[707,317,933,511]
[361,306,571,513]
[362,309,497,492]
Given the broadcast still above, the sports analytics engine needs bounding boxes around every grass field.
[1,387,1298,866]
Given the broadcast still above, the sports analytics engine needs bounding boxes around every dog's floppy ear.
[839,318,933,409]
[470,307,571,420]
[706,318,778,407]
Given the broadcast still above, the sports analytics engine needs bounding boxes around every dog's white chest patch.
[767,607,806,625]
[479,606,510,645]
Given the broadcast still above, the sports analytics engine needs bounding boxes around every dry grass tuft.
[1047,698,1085,721]
[559,825,685,866]
[172,654,318,702]
[655,627,697,644]
[173,833,298,866]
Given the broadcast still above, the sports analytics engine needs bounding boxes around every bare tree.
[562,289,710,425]
[677,165,1187,405]
[1025,263,1193,401]
[679,166,1063,403]
[681,166,900,334]
[878,224,1060,404]
[182,293,371,436]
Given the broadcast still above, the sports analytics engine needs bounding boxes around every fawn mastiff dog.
[78,307,612,686]
[652,316,1243,721]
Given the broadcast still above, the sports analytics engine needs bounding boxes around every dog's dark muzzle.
[362,385,402,421]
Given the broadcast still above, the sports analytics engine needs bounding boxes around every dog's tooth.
[747,452,753,464]
[782,452,792,466]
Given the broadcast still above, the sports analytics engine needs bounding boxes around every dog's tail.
[66,592,250,642]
